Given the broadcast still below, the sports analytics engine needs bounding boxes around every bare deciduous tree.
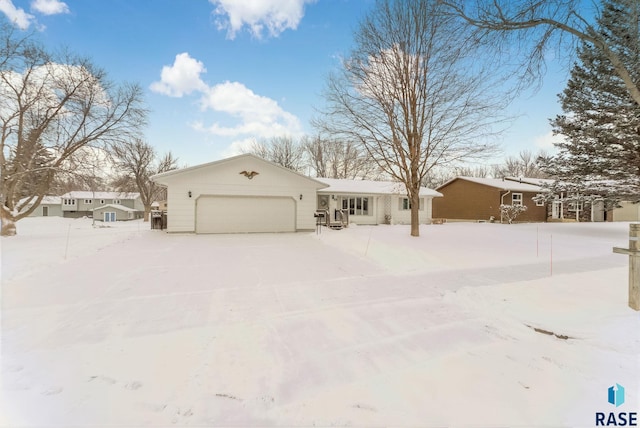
[455,165,491,178]
[248,136,306,173]
[493,150,548,178]
[442,0,640,106]
[0,26,146,235]
[421,166,456,189]
[304,135,380,179]
[112,140,178,221]
[316,0,507,236]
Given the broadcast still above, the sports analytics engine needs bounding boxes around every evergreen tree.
[540,0,640,202]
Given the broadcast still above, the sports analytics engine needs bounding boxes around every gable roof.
[19,195,62,206]
[151,153,328,188]
[61,191,140,200]
[92,203,138,212]
[437,176,547,193]
[504,177,556,187]
[316,178,442,197]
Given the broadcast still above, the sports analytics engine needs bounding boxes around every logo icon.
[608,384,625,407]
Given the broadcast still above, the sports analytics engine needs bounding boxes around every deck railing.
[314,209,349,230]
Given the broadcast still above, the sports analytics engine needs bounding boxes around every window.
[341,196,371,216]
[113,199,121,204]
[534,194,544,207]
[401,198,410,210]
[63,199,76,205]
[512,193,523,206]
[400,198,424,211]
[100,199,105,204]
[568,201,583,212]
[84,199,92,204]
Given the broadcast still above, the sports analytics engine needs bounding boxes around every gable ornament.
[239,170,259,179]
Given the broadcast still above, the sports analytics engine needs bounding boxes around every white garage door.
[196,196,295,233]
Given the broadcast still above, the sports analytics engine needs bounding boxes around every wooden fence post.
[613,223,640,310]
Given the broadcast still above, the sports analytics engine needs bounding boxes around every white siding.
[389,196,434,224]
[160,156,322,233]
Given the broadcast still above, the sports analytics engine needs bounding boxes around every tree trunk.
[1,206,17,236]
[143,205,151,222]
[410,192,420,237]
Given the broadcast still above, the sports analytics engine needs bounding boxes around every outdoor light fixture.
[300,194,303,200]
[188,191,192,198]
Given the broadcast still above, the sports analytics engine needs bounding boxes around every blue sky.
[2,0,567,168]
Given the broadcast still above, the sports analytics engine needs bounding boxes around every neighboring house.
[610,201,640,221]
[504,177,612,222]
[316,178,442,225]
[433,176,549,223]
[19,196,63,217]
[93,204,140,222]
[549,196,637,223]
[150,153,443,234]
[60,191,143,219]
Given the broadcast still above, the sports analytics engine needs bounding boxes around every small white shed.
[151,154,328,233]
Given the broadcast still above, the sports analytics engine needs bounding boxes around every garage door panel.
[196,196,295,233]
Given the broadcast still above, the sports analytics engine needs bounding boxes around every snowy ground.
[1,217,638,427]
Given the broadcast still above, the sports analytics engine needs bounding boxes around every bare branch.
[441,0,640,105]
[112,139,178,221]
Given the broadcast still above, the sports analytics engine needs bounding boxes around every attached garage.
[196,195,295,233]
[151,154,327,234]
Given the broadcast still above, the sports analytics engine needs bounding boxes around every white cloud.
[149,53,208,97]
[153,53,303,142]
[219,137,258,158]
[209,0,315,39]
[197,81,302,138]
[0,0,35,29]
[31,0,69,15]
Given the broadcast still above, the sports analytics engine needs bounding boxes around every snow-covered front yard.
[1,217,638,426]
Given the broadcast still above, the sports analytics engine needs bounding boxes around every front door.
[104,212,116,222]
[42,206,48,216]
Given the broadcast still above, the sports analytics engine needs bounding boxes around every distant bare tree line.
[246,135,385,180]
[249,136,548,186]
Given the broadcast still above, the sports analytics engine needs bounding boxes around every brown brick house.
[433,176,548,223]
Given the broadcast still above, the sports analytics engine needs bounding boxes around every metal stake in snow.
[613,223,640,311]
[64,223,71,260]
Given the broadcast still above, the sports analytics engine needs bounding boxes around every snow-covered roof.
[19,195,62,206]
[504,177,556,187]
[61,191,140,200]
[316,178,442,197]
[92,204,138,212]
[438,176,547,193]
